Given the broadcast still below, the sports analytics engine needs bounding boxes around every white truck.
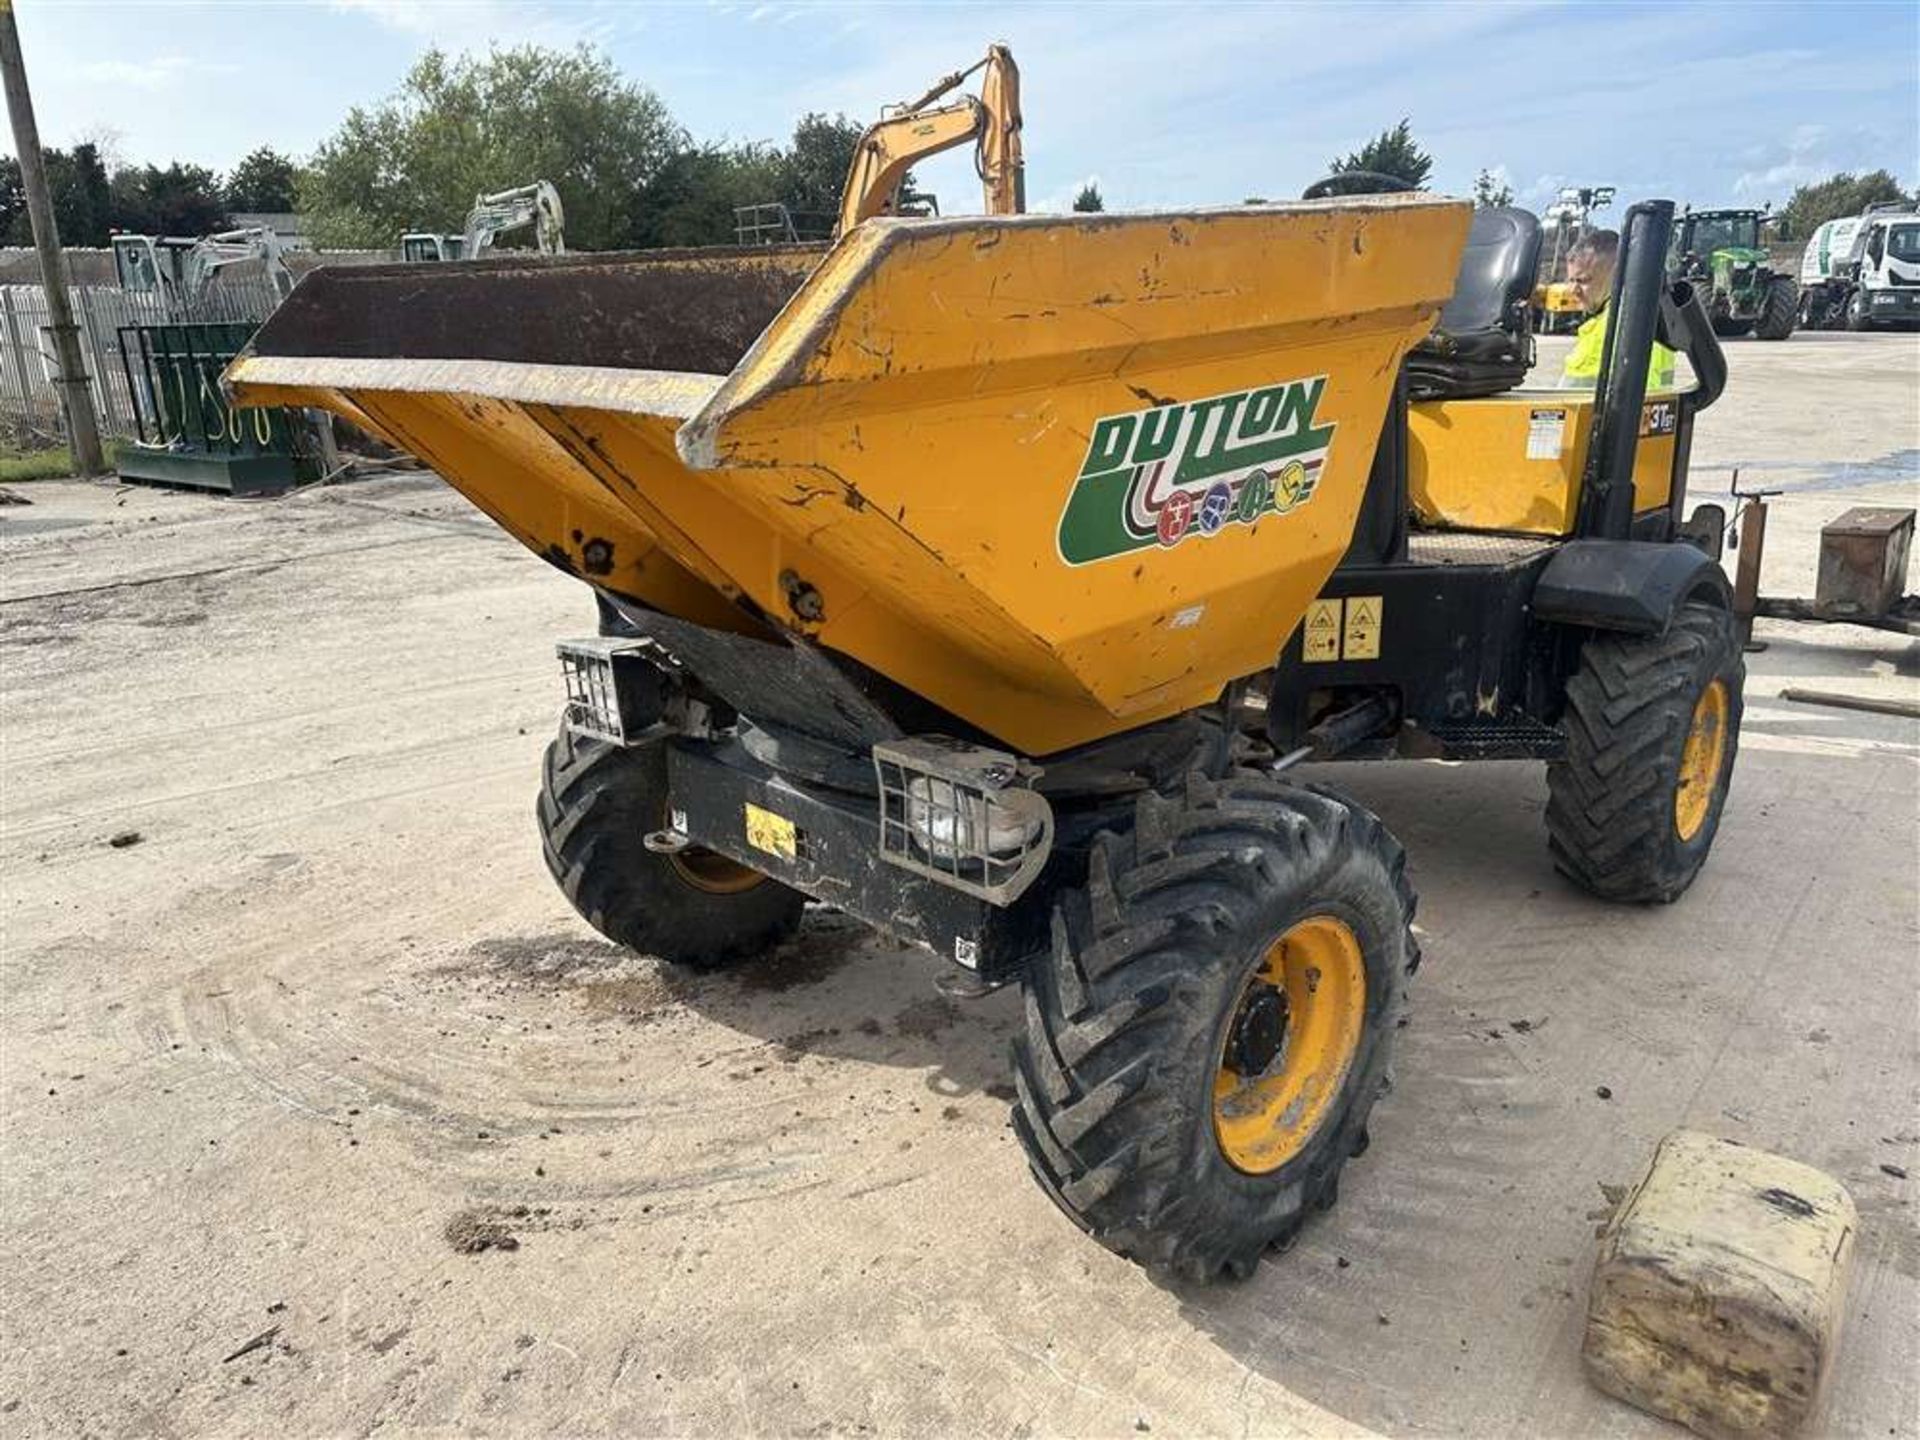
[1798,204,1920,330]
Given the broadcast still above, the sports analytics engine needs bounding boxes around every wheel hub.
[1213,915,1368,1175]
[1674,678,1729,842]
[1225,983,1289,1078]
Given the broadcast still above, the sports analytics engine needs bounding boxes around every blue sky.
[13,1,1919,216]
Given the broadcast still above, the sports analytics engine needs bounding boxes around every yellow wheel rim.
[1674,679,1729,842]
[659,799,766,895]
[669,846,766,896]
[1213,915,1367,1175]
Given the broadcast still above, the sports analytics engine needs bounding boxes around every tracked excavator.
[401,180,567,263]
[838,43,1024,232]
[110,226,296,319]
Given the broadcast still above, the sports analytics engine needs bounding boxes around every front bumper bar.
[664,738,1049,981]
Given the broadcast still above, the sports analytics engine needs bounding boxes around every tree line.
[0,143,302,246]
[2,47,1911,252]
[0,45,866,252]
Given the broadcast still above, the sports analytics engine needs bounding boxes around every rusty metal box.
[1814,506,1913,620]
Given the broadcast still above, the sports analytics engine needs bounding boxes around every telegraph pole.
[0,0,106,477]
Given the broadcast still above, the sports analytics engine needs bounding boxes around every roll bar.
[1574,199,1724,541]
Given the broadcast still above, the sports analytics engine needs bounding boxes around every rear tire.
[537,723,803,969]
[1755,277,1798,340]
[1546,602,1743,903]
[1711,316,1753,338]
[1010,771,1418,1282]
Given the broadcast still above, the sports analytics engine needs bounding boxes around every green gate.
[116,322,318,494]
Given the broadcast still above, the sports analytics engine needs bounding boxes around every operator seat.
[1405,205,1543,400]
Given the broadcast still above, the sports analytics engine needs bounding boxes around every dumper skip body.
[233,198,1468,754]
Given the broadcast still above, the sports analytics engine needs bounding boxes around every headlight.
[906,776,1045,861]
[874,737,1055,906]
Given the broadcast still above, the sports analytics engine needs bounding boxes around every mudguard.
[1532,539,1731,634]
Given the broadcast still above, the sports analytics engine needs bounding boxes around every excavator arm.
[838,43,1024,233]
[462,181,567,259]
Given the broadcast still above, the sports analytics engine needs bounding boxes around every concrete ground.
[2,331,1916,1438]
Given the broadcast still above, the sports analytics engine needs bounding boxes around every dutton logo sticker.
[1057,377,1336,565]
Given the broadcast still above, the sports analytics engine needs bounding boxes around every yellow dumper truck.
[230,192,1738,1281]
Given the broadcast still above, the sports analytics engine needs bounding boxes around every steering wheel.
[1301,171,1417,200]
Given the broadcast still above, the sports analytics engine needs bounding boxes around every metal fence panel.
[0,276,282,445]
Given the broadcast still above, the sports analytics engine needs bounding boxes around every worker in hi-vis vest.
[1562,228,1677,389]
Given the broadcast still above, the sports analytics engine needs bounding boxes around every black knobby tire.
[1010,771,1419,1282]
[537,723,803,969]
[1546,602,1744,904]
[1755,277,1798,340]
[1711,315,1754,338]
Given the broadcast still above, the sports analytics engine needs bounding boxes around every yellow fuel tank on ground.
[231,197,1471,755]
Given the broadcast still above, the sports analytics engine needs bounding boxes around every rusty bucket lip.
[677,193,1470,471]
[275,238,832,284]
[240,240,831,383]
[228,354,725,419]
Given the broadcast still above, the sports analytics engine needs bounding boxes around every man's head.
[1567,229,1619,310]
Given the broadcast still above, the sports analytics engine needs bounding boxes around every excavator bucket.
[230,198,1471,755]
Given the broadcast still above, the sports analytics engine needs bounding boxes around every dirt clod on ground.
[445,1209,521,1254]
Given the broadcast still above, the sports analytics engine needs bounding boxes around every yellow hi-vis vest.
[1563,302,1677,389]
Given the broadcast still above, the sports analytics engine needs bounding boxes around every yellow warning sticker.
[1343,594,1383,660]
[1304,598,1342,662]
[744,802,798,860]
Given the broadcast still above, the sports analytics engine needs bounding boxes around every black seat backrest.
[1438,206,1543,335]
[1406,205,1543,400]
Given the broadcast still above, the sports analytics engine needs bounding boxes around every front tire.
[537,723,804,969]
[1845,291,1875,332]
[1011,772,1418,1282]
[1755,277,1798,340]
[1546,602,1744,903]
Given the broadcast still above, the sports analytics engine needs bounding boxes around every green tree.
[0,158,20,241]
[1472,168,1514,208]
[1072,183,1104,213]
[300,44,680,249]
[107,161,226,237]
[633,141,786,248]
[0,144,114,246]
[224,146,302,214]
[1329,118,1434,189]
[780,112,863,222]
[1779,169,1911,240]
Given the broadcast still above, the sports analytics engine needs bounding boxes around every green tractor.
[1669,207,1798,339]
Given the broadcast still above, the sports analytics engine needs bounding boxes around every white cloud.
[327,0,620,49]
[1731,122,1896,199]
[76,55,231,89]
[1733,126,1830,196]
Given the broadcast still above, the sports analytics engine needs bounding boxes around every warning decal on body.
[1342,595,1383,660]
[1526,408,1566,461]
[744,802,798,860]
[1304,598,1342,662]
[1303,595,1385,662]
